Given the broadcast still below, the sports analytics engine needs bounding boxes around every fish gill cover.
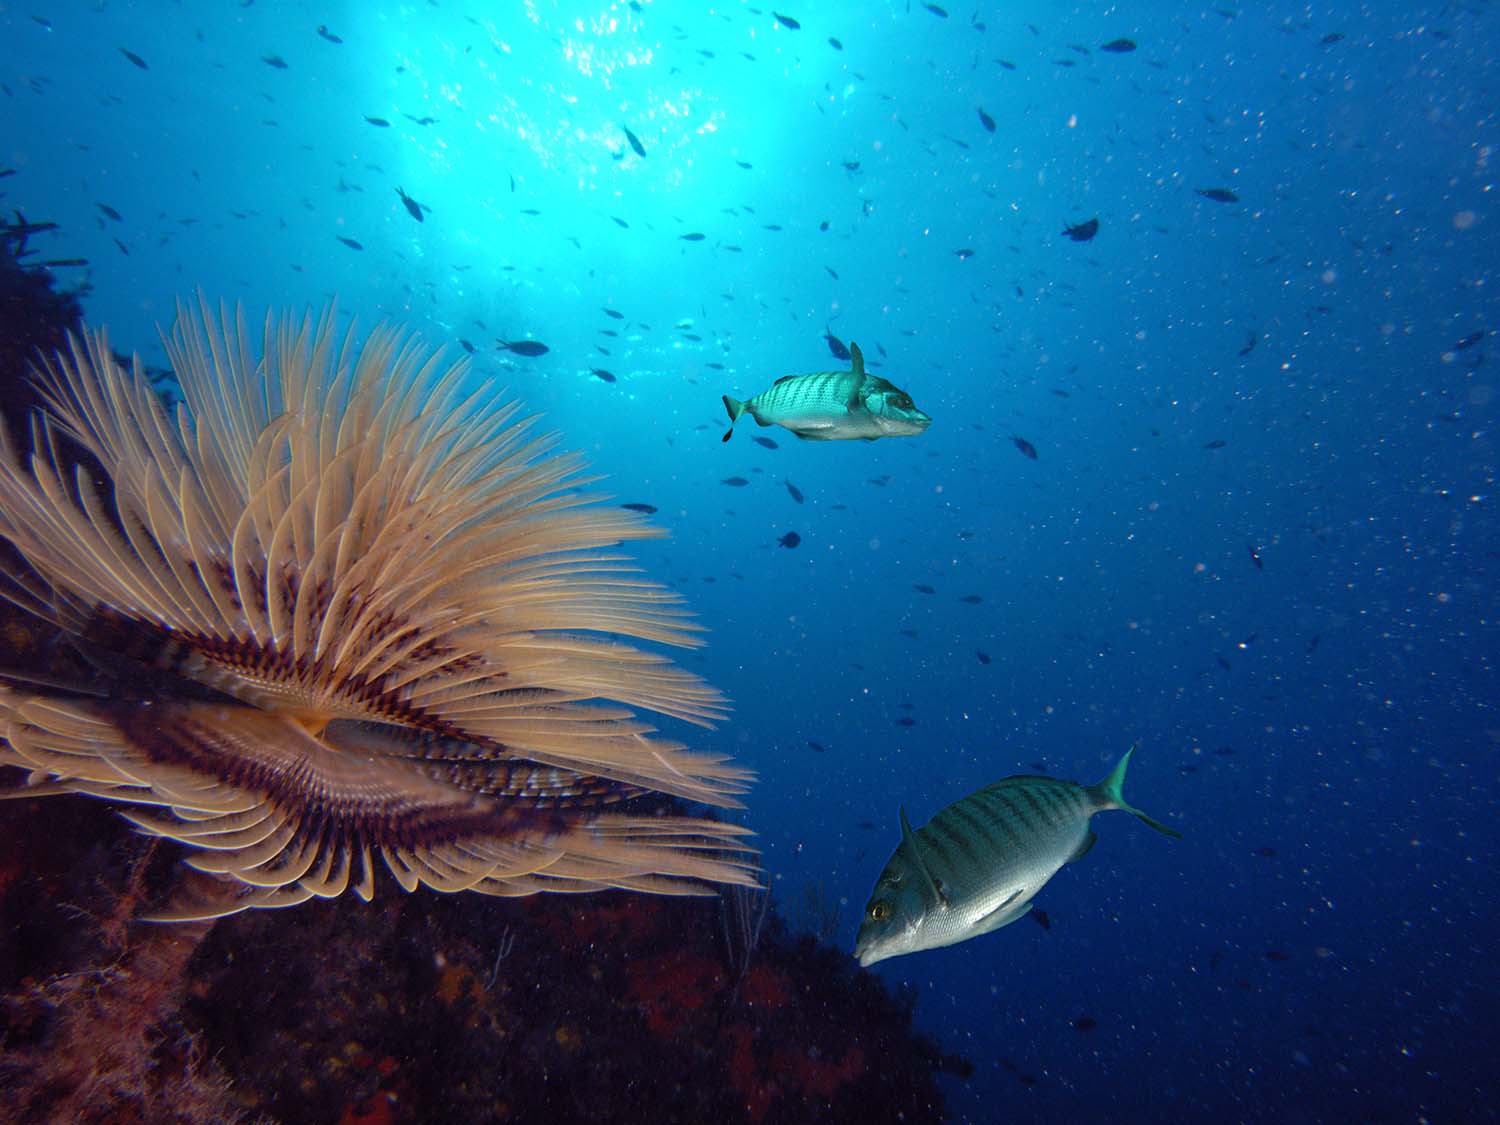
[1,3,1498,1124]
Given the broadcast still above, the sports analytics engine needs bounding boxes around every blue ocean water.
[2,2,1496,1121]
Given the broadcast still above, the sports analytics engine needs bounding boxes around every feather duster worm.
[0,297,755,919]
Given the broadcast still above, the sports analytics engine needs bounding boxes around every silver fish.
[854,747,1180,967]
[721,343,931,443]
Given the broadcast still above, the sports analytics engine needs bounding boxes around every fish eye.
[868,901,892,922]
[892,394,912,409]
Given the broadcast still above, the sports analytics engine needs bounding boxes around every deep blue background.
[3,3,1497,1121]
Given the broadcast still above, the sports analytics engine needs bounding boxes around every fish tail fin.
[1092,745,1182,839]
[721,394,746,442]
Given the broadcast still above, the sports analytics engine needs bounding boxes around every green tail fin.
[721,394,745,442]
[1093,746,1182,839]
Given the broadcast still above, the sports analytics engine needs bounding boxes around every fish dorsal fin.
[899,806,949,906]
[845,343,866,410]
[773,374,797,387]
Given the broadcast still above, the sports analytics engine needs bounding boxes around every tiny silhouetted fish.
[336,236,363,251]
[1212,746,1237,757]
[622,126,647,157]
[317,25,343,44]
[1320,32,1344,45]
[1453,330,1486,351]
[1062,218,1098,242]
[1032,910,1050,931]
[1239,331,1258,356]
[120,47,149,69]
[1101,38,1136,52]
[262,54,289,69]
[976,650,992,665]
[1215,655,1232,672]
[679,232,706,242]
[1265,950,1291,962]
[778,531,801,548]
[924,2,949,17]
[1197,188,1239,203]
[497,339,550,357]
[1247,543,1263,570]
[1072,1016,1099,1031]
[1203,439,1227,449]
[97,203,123,221]
[954,248,975,260]
[721,476,749,487]
[1253,846,1277,858]
[825,331,851,360]
[774,11,801,30]
[913,584,935,594]
[603,308,625,319]
[977,106,996,132]
[620,502,657,514]
[1011,435,1039,460]
[1307,634,1321,654]
[897,717,916,727]
[959,594,983,604]
[808,740,826,753]
[785,480,804,503]
[365,116,391,127]
[395,186,424,221]
[590,368,617,382]
[752,436,779,449]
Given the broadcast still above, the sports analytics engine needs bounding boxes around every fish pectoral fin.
[1067,830,1097,864]
[973,890,1032,936]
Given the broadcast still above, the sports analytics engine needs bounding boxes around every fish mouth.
[883,412,932,435]
[901,413,933,434]
[853,943,887,968]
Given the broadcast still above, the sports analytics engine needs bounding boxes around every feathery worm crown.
[0,296,755,919]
